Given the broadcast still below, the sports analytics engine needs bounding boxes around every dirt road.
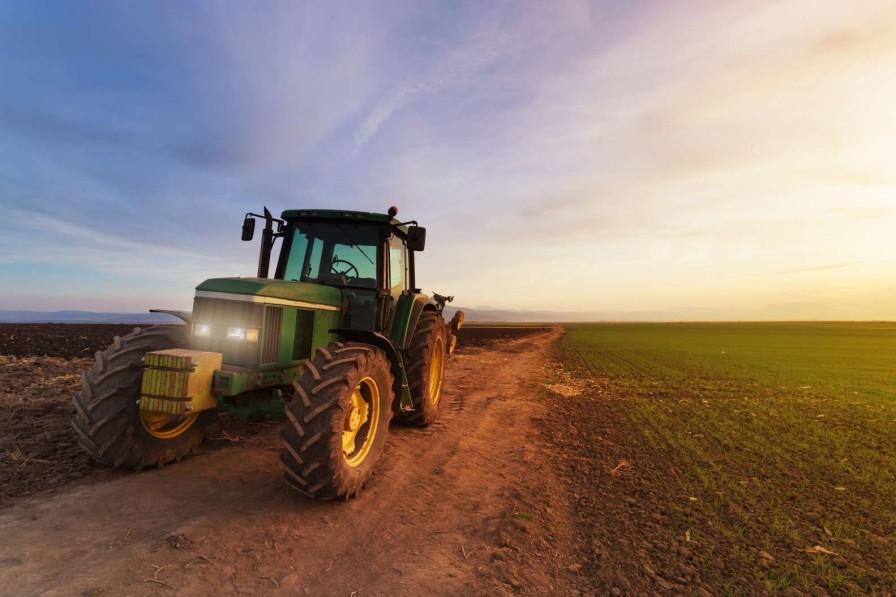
[0,328,579,596]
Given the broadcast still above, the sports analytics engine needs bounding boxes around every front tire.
[280,342,394,500]
[396,310,447,427]
[71,325,215,469]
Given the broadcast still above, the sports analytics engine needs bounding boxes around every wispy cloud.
[354,27,510,151]
[0,206,237,277]
[751,262,861,277]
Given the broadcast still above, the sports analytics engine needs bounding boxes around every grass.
[559,322,896,593]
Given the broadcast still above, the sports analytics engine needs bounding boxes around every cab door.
[384,233,408,330]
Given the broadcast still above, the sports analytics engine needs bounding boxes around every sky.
[1,0,895,319]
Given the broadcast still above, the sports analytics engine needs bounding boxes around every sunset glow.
[1,1,894,319]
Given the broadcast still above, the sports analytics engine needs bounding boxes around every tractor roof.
[281,209,402,228]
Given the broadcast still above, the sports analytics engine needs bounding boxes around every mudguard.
[149,309,192,325]
[329,328,414,411]
[389,294,436,351]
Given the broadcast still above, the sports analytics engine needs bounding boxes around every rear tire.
[396,311,447,427]
[71,325,215,469]
[280,342,394,500]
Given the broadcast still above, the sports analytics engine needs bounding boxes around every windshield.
[280,221,380,289]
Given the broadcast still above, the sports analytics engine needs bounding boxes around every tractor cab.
[267,209,425,334]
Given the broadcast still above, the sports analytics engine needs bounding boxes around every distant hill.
[442,306,671,322]
[444,303,886,322]
[1,302,885,325]
[0,310,181,324]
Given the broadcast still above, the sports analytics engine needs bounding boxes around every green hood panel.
[196,278,342,308]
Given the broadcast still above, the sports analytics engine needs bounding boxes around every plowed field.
[0,324,587,596]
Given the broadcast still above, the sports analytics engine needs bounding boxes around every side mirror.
[407,226,426,251]
[241,216,256,241]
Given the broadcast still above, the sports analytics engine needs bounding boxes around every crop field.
[556,322,896,594]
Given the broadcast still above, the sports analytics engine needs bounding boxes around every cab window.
[388,234,407,298]
[282,221,379,289]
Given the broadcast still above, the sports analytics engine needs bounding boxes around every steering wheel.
[330,257,359,279]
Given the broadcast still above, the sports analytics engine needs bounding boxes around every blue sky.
[1,1,895,318]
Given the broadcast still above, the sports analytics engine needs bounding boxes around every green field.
[559,322,896,594]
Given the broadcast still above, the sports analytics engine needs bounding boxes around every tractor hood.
[195,277,342,310]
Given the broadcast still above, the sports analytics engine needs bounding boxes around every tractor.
[72,206,464,500]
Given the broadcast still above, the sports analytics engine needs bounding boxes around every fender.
[329,328,414,411]
[149,309,192,325]
[389,294,436,351]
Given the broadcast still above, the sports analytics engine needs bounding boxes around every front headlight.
[194,323,212,337]
[226,327,259,342]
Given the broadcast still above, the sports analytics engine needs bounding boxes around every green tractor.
[72,206,464,500]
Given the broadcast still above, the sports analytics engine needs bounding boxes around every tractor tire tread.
[395,311,447,427]
[71,325,213,470]
[280,341,394,500]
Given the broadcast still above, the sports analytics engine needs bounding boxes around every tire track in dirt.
[0,327,579,596]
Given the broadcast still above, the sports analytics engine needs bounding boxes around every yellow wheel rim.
[342,376,380,468]
[428,336,445,405]
[140,410,200,439]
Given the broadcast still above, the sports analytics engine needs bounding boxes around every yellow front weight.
[140,349,222,417]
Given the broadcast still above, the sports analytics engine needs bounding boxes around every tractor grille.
[191,297,264,367]
[261,306,282,364]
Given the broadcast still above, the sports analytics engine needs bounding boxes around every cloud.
[0,105,136,148]
[752,262,861,276]
[171,2,389,172]
[0,206,237,278]
[353,26,511,151]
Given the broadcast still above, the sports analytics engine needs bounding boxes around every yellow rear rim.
[428,336,445,405]
[342,376,380,467]
[140,411,200,439]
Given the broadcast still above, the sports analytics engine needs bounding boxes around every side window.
[388,235,407,298]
